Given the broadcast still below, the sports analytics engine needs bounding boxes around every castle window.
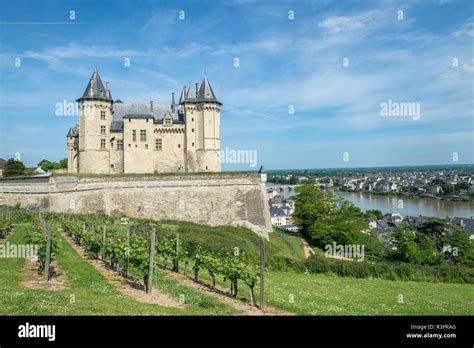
[192,118,194,122]
[100,126,106,135]
[100,139,106,149]
[192,128,194,133]
[192,142,194,147]
[140,130,147,141]
[155,139,162,151]
[100,111,106,120]
[132,130,136,141]
[117,140,123,150]
[178,144,181,148]
[145,144,148,149]
[164,118,172,126]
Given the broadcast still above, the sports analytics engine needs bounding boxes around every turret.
[76,68,113,173]
[194,75,221,172]
[258,165,267,183]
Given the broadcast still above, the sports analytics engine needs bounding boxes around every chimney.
[150,101,154,114]
[171,92,176,113]
[106,81,110,91]
[195,83,199,98]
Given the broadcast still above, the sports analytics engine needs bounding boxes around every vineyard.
[1,208,473,316]
[1,209,263,308]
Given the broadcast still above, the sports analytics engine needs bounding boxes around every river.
[267,184,474,219]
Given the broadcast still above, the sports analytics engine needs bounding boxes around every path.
[60,229,183,307]
[301,237,315,258]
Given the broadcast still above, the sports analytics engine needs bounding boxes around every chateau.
[67,69,222,174]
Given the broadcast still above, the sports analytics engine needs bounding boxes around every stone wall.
[0,173,272,238]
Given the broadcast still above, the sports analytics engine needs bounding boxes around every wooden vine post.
[44,223,53,281]
[147,228,156,294]
[102,224,106,260]
[125,226,130,278]
[174,233,180,272]
[259,237,265,310]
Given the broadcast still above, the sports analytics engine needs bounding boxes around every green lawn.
[268,228,305,259]
[260,271,474,315]
[0,224,239,315]
[186,263,474,315]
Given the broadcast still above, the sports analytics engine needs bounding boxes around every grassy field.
[262,271,474,315]
[0,224,239,315]
[192,265,474,315]
[158,221,306,262]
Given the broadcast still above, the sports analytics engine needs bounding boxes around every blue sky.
[0,0,473,170]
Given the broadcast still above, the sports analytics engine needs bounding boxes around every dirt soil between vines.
[20,258,69,291]
[60,230,183,308]
[162,269,294,316]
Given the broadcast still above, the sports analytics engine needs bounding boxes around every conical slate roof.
[179,75,221,105]
[179,86,187,104]
[77,69,112,102]
[197,75,220,104]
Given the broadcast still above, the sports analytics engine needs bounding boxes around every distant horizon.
[2,154,472,173]
[263,163,474,172]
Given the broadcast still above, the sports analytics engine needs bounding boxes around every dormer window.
[164,117,172,126]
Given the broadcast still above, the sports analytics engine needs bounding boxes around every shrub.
[300,255,474,284]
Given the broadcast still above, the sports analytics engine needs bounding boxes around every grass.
[269,228,305,259]
[193,267,474,315]
[262,271,474,315]
[157,221,306,263]
[0,224,239,315]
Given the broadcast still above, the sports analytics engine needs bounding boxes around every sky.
[0,0,473,170]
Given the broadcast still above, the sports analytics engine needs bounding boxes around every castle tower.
[193,75,221,172]
[66,125,79,173]
[76,69,113,173]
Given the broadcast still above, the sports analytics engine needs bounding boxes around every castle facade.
[67,69,221,174]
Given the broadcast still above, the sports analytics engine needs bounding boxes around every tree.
[289,175,298,185]
[455,181,470,193]
[389,224,422,264]
[3,158,26,176]
[444,227,474,266]
[417,218,449,252]
[59,158,68,169]
[291,184,334,240]
[441,182,454,195]
[389,221,444,265]
[38,158,67,171]
[292,183,373,248]
[364,210,384,220]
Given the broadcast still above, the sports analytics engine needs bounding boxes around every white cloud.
[453,21,474,38]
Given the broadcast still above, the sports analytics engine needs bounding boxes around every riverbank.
[335,188,474,204]
[267,183,474,219]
